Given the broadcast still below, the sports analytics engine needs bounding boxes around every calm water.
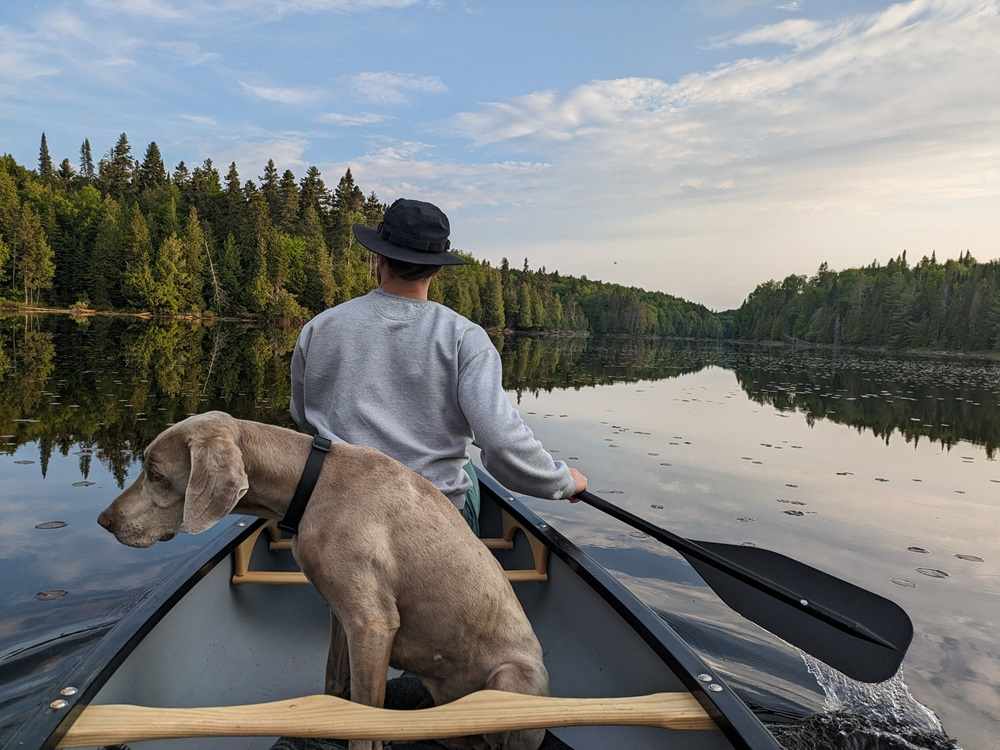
[0,315,997,749]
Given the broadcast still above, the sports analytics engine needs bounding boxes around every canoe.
[15,469,782,750]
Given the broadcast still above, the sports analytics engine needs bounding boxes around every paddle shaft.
[576,491,893,649]
[55,690,714,748]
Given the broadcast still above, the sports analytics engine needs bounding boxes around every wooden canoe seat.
[231,512,549,586]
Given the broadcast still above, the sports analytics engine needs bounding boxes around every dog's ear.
[181,431,249,534]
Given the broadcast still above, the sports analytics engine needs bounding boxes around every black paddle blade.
[687,541,913,683]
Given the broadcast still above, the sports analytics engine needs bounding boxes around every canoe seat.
[231,513,549,586]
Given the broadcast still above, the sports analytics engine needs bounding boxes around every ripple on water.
[907,546,930,554]
[35,590,68,601]
[13,460,35,465]
[891,577,917,588]
[955,554,984,562]
[72,481,96,487]
[35,521,67,529]
[916,568,949,579]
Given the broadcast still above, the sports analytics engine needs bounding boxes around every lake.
[0,314,996,749]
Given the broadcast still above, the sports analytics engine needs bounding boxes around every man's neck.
[233,420,316,520]
[379,279,429,301]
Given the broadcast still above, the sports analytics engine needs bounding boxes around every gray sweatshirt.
[289,288,575,509]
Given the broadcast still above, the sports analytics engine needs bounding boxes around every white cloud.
[155,40,220,65]
[85,0,420,21]
[179,113,219,127]
[239,80,323,104]
[349,71,447,105]
[318,112,392,126]
[86,0,188,20]
[440,0,1000,307]
[322,139,550,211]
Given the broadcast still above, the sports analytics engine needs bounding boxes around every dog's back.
[296,444,548,750]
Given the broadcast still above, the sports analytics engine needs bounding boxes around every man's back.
[291,288,575,508]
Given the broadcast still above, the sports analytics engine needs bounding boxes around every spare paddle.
[56,690,714,747]
[577,490,912,683]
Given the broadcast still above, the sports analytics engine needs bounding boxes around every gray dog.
[97,411,549,750]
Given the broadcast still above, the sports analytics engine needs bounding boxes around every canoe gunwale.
[20,472,782,750]
[478,472,782,750]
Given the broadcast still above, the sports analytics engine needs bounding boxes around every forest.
[0,132,721,338]
[725,253,1000,351]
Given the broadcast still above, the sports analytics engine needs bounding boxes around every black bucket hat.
[353,198,466,266]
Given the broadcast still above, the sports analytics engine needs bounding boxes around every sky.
[2,0,999,310]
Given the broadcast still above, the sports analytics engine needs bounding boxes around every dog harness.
[278,435,332,535]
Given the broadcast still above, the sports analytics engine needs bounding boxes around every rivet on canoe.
[59,687,78,697]
[49,699,68,710]
[237,522,247,527]
[697,673,713,682]
[707,684,724,693]
[800,599,809,607]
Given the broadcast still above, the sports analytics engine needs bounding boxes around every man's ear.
[181,432,249,534]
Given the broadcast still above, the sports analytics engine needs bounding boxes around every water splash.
[769,654,959,750]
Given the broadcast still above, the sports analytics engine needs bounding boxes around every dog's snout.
[97,509,114,531]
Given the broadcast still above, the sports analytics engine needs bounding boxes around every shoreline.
[2,303,998,362]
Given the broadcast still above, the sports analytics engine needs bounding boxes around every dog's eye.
[146,467,163,483]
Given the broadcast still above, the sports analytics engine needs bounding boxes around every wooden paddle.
[55,690,714,747]
[576,490,913,684]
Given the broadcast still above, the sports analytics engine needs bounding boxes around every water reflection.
[1,315,996,748]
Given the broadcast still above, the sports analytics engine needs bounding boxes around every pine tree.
[172,161,190,188]
[362,191,384,227]
[300,205,336,312]
[90,197,123,306]
[517,280,534,329]
[16,203,55,304]
[100,133,134,198]
[0,238,10,289]
[57,158,75,185]
[299,166,327,228]
[260,159,280,218]
[138,142,167,193]
[278,169,299,232]
[122,205,154,307]
[220,232,241,304]
[38,132,54,179]
[244,191,272,311]
[181,206,207,309]
[482,268,506,329]
[149,234,188,313]
[224,161,243,241]
[79,139,95,182]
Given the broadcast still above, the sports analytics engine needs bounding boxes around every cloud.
[178,113,219,127]
[322,139,550,211]
[440,0,1000,307]
[86,0,188,20]
[318,112,392,126]
[239,80,323,104]
[155,40,220,65]
[348,71,447,105]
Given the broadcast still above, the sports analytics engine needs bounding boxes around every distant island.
[2,132,997,352]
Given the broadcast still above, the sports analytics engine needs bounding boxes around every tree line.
[724,252,1000,351]
[0,132,721,338]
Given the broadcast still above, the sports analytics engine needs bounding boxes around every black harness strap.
[278,435,332,535]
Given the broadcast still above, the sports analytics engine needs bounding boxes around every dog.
[97,411,549,750]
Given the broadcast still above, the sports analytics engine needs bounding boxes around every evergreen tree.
[57,158,75,186]
[121,204,154,307]
[181,206,207,309]
[38,132,54,179]
[137,142,167,193]
[300,205,336,313]
[278,169,299,232]
[149,234,188,313]
[79,139,95,182]
[0,238,10,289]
[482,267,506,329]
[220,232,241,305]
[100,133,135,198]
[172,161,190,188]
[16,203,55,304]
[260,159,280,218]
[362,192,384,227]
[299,166,327,228]
[90,197,123,306]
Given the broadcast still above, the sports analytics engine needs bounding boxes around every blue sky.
[3,0,999,308]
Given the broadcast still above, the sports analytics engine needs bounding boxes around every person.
[289,198,587,535]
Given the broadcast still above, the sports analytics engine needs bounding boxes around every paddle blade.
[687,541,913,683]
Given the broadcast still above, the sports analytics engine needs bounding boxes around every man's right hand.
[568,467,588,502]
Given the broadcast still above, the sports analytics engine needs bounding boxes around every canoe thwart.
[56,689,715,748]
[234,513,549,585]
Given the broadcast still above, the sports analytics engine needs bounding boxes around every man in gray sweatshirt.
[289,199,587,534]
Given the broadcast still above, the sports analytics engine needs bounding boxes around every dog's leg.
[325,609,351,699]
[344,615,398,750]
[483,662,548,750]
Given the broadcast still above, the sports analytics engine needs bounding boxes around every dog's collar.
[277,435,332,535]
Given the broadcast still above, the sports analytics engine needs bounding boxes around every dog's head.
[97,411,249,548]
